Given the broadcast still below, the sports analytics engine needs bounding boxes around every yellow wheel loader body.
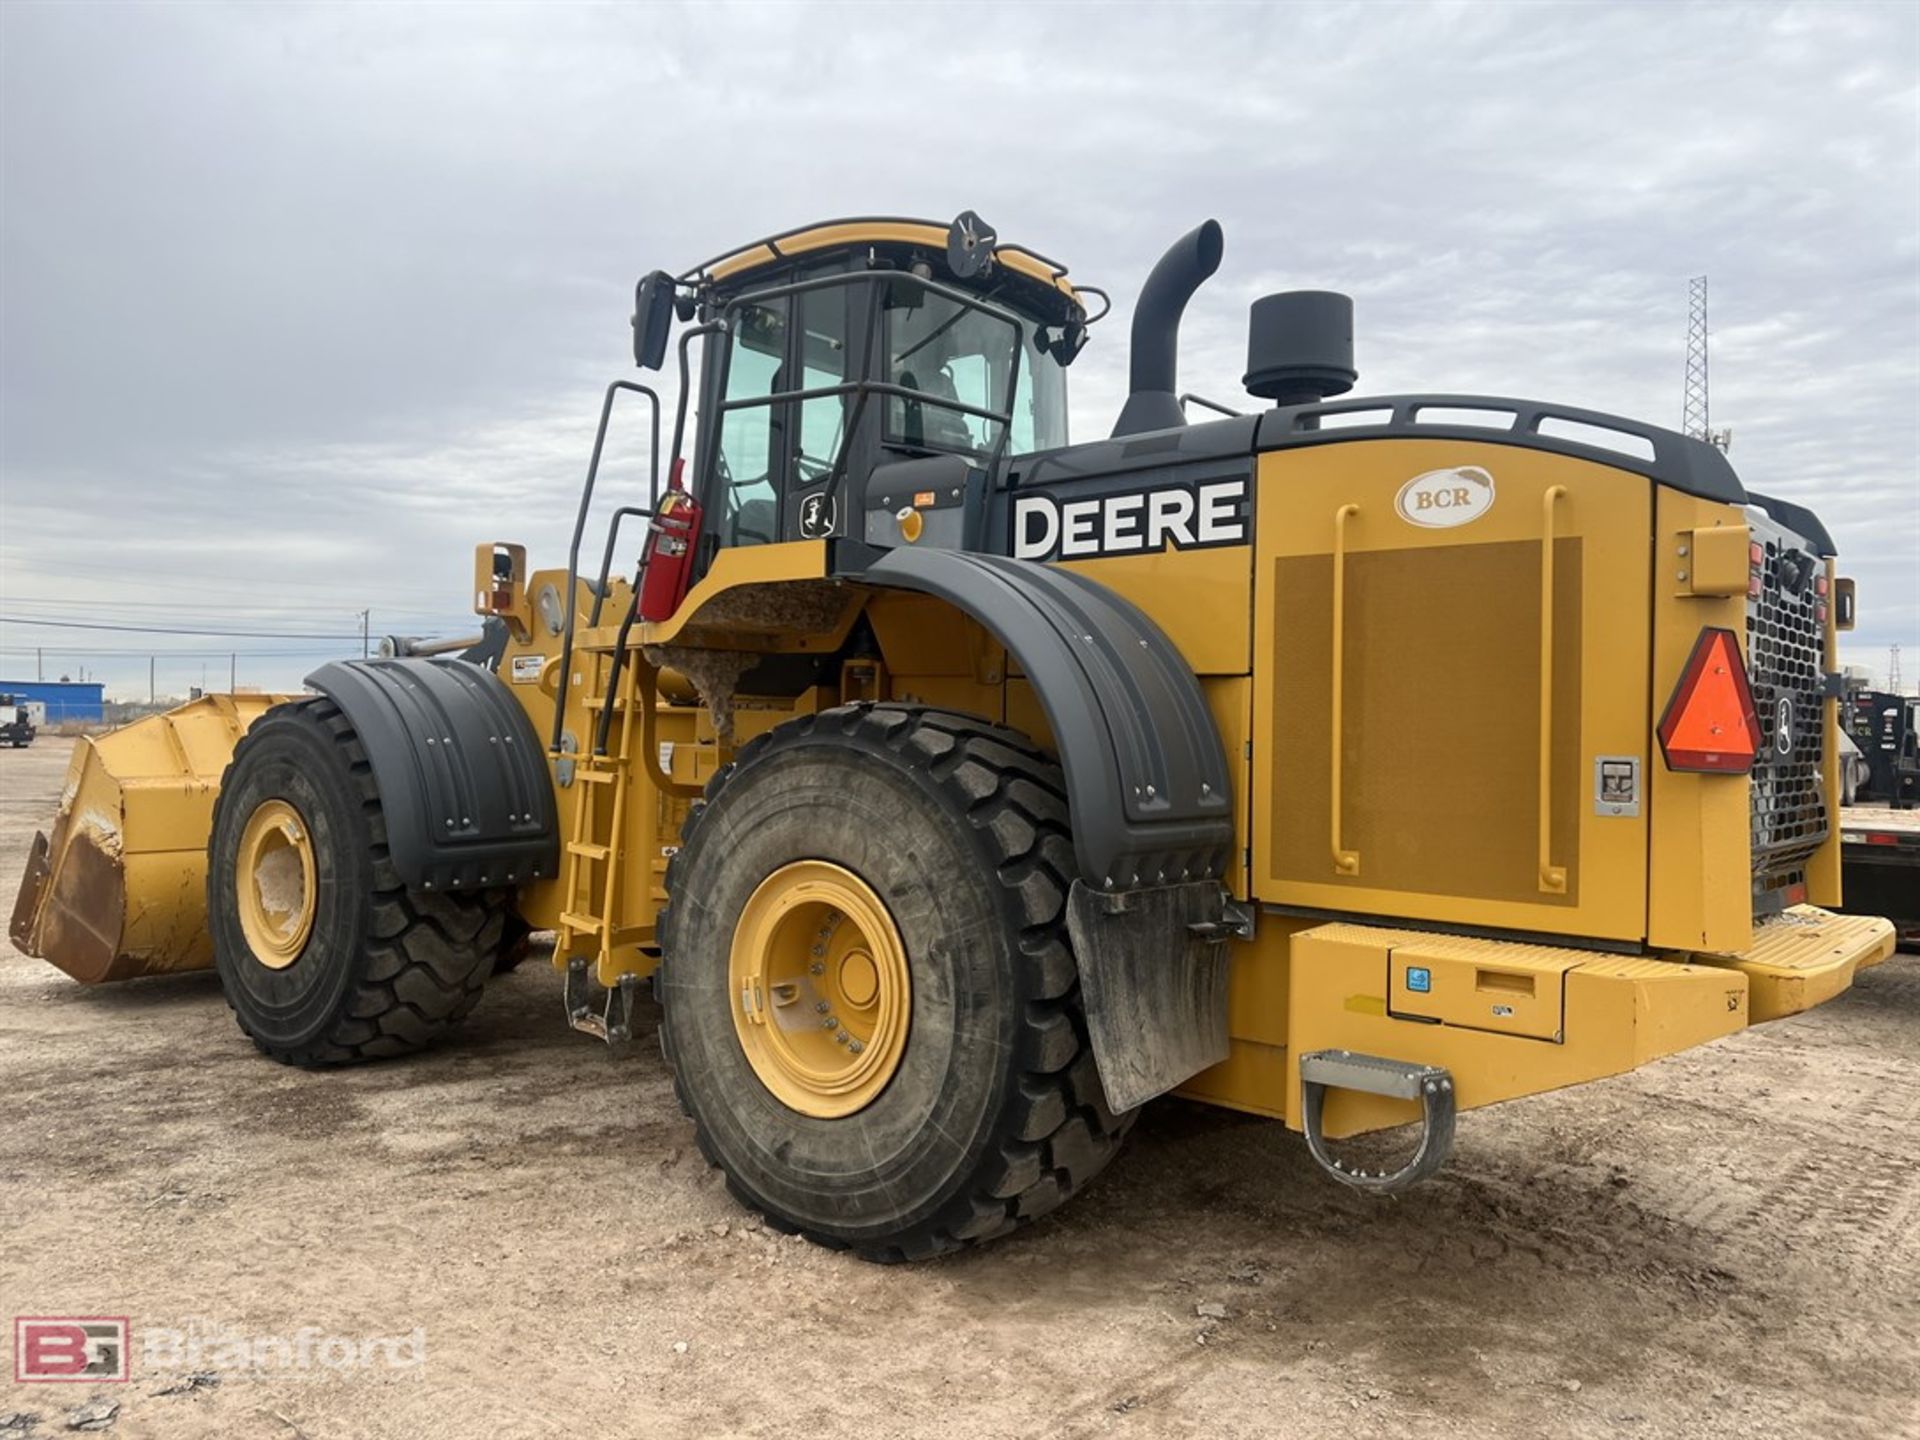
[7,211,1903,1242]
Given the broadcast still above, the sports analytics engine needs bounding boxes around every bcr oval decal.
[1395,466,1495,528]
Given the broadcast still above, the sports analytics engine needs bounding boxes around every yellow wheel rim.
[728,861,911,1118]
[236,798,317,970]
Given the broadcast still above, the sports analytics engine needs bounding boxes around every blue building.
[0,679,106,724]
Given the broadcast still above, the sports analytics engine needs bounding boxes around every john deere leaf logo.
[1395,466,1496,528]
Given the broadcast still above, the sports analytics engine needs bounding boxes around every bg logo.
[1395,466,1495,528]
[13,1318,130,1383]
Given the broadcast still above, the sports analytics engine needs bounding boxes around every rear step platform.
[1299,1050,1456,1193]
[1693,905,1897,1021]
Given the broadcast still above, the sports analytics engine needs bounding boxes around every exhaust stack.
[1111,220,1225,438]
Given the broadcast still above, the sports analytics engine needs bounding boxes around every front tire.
[658,704,1133,1261]
[208,697,508,1065]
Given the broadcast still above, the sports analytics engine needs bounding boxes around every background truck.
[1838,808,1920,949]
[9,212,1896,1260]
[0,693,37,748]
[1839,685,1919,947]
[1844,687,1918,805]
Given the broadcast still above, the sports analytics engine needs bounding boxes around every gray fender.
[861,549,1234,888]
[305,658,558,893]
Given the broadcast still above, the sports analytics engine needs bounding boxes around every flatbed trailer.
[1840,805,1920,949]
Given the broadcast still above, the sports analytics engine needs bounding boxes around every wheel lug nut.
[809,962,825,976]
[815,1001,830,1014]
[822,1017,838,1030]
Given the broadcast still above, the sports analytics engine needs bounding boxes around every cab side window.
[792,283,849,487]
[714,298,787,547]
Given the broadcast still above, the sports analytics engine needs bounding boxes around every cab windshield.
[704,272,1073,551]
[885,293,1067,457]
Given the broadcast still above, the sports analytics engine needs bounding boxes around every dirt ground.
[2,736,1916,1440]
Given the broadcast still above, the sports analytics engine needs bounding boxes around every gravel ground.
[3,736,1916,1439]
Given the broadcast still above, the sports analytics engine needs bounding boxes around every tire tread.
[213,696,505,1066]
[657,702,1133,1262]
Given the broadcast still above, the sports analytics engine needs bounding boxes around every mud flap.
[1065,879,1234,1113]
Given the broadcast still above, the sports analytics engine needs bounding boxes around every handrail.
[1179,392,1245,419]
[550,381,660,754]
[667,322,726,490]
[1259,392,1743,507]
[573,323,727,762]
[1537,485,1569,894]
[1330,503,1361,876]
[715,266,1031,335]
[587,506,655,628]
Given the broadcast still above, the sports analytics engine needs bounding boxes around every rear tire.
[658,703,1134,1261]
[208,697,509,1066]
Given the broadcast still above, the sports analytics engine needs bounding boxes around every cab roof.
[682,217,1089,322]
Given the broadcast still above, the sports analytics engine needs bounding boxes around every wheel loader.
[9,212,1897,1260]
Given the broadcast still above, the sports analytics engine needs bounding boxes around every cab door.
[1250,438,1653,943]
[700,269,859,555]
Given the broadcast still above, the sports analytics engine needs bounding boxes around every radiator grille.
[1746,514,1827,907]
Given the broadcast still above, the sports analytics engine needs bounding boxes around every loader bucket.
[8,694,291,983]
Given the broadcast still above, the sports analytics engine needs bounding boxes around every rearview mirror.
[1042,321,1088,366]
[631,270,676,370]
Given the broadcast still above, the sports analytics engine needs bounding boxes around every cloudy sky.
[2,1,1915,700]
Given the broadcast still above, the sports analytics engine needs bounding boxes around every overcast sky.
[2,0,1915,701]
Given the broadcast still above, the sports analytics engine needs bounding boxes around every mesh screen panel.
[1746,518,1828,904]
[1268,538,1583,905]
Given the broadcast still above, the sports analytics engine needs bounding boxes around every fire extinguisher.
[637,460,702,623]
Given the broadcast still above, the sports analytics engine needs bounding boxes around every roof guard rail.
[1256,393,1747,505]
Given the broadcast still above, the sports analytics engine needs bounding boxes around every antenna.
[1683,276,1732,451]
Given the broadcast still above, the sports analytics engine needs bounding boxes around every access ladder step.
[570,767,619,784]
[566,841,612,861]
[559,911,607,935]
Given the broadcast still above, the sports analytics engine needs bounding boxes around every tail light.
[1657,626,1763,773]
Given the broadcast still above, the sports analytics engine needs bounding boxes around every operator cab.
[662,216,1092,567]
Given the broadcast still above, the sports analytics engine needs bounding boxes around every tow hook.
[1299,1049,1457,1193]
